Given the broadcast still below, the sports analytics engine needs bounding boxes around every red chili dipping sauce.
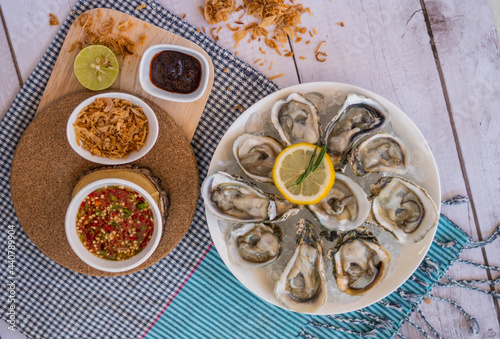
[76,186,154,261]
[150,50,202,94]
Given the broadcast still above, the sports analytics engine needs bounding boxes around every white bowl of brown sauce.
[139,44,210,103]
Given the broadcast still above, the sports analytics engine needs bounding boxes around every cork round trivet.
[10,90,199,276]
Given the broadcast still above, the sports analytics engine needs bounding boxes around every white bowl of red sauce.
[66,92,159,165]
[139,44,210,102]
[65,178,163,272]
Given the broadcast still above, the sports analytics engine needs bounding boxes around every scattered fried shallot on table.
[269,73,284,80]
[316,52,327,62]
[315,40,327,62]
[204,0,236,24]
[49,13,59,26]
[70,12,146,57]
[202,0,312,57]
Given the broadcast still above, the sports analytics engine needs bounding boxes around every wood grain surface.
[10,91,199,277]
[0,15,20,120]
[38,8,214,141]
[1,0,500,337]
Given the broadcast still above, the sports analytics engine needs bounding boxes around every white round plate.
[66,92,159,165]
[204,82,441,315]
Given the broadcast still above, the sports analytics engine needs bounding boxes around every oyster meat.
[324,93,389,169]
[369,177,439,243]
[349,133,409,176]
[202,172,300,223]
[233,133,284,183]
[226,223,282,269]
[329,227,391,295]
[271,92,320,146]
[308,173,370,232]
[274,219,327,312]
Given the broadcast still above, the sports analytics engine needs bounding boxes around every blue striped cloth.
[144,216,468,339]
[0,0,469,338]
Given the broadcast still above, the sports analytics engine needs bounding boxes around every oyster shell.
[324,93,389,169]
[369,177,438,243]
[271,92,321,146]
[226,223,282,269]
[202,172,300,223]
[349,133,409,176]
[328,227,391,296]
[274,219,327,312]
[308,173,370,232]
[233,133,284,183]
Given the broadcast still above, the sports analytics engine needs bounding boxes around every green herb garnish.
[294,144,328,186]
[137,202,149,210]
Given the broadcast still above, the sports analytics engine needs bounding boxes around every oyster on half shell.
[308,173,370,232]
[271,92,321,146]
[274,219,327,313]
[202,172,300,223]
[324,93,389,169]
[369,177,439,243]
[328,227,391,295]
[233,133,284,183]
[349,133,409,176]
[226,223,283,269]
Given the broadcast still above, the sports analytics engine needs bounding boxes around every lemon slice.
[74,45,119,91]
[273,143,335,205]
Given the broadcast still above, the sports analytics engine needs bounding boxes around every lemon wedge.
[272,143,335,205]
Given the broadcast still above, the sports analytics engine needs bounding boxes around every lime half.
[74,45,119,91]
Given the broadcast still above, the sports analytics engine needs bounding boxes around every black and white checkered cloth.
[0,1,279,338]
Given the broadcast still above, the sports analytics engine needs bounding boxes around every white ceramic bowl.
[66,92,159,165]
[139,44,210,102]
[65,178,163,272]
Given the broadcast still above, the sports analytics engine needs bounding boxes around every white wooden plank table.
[1,0,499,337]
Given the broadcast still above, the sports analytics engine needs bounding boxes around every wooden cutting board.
[38,8,214,140]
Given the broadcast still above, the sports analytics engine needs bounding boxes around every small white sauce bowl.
[65,178,163,273]
[66,92,159,165]
[139,44,210,102]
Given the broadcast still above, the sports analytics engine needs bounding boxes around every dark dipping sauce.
[150,50,202,94]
